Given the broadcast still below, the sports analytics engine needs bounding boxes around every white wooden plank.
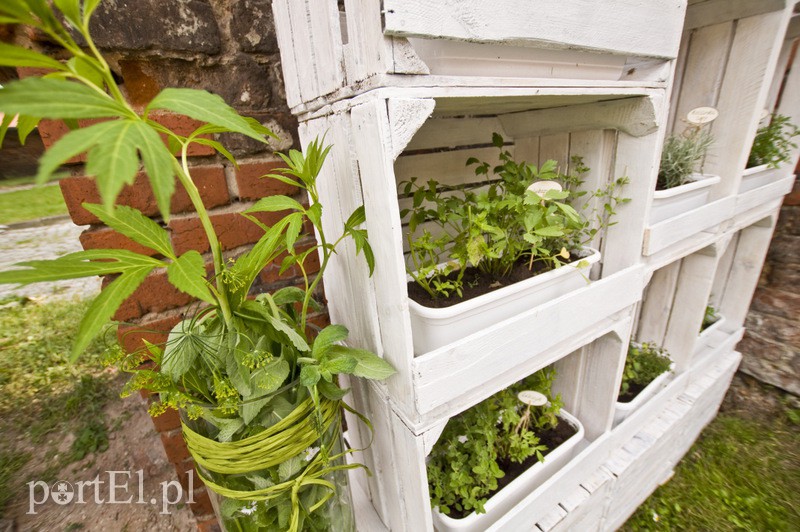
[386,409,434,531]
[350,99,418,415]
[662,247,719,371]
[307,0,346,97]
[735,172,795,214]
[636,260,681,345]
[390,37,430,75]
[387,98,436,160]
[666,31,691,134]
[643,196,735,255]
[286,0,320,104]
[515,136,541,167]
[775,31,800,168]
[405,116,507,152]
[383,0,687,59]
[670,22,735,136]
[343,0,393,83]
[537,504,568,531]
[411,267,644,418]
[538,133,571,172]
[709,234,738,308]
[394,146,512,188]
[685,0,787,30]
[553,348,586,421]
[719,216,777,328]
[499,97,659,139]
[707,8,793,199]
[271,0,302,108]
[549,481,609,532]
[765,38,794,112]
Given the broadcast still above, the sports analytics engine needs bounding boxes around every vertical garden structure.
[271,1,800,530]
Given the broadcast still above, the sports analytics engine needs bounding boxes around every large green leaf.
[0,77,129,119]
[84,204,174,257]
[311,325,349,360]
[71,265,154,360]
[127,120,176,220]
[251,359,290,395]
[0,249,163,285]
[266,314,309,352]
[245,195,304,214]
[166,251,215,304]
[0,43,65,70]
[161,319,201,380]
[35,120,125,183]
[85,120,140,211]
[327,346,395,380]
[53,0,81,26]
[148,88,267,142]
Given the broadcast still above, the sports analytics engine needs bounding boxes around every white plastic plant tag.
[686,107,719,125]
[527,180,563,195]
[518,390,548,406]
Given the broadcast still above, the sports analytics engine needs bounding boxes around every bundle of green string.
[182,397,365,531]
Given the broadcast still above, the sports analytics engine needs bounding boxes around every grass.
[0,297,118,512]
[0,183,68,224]
[622,396,800,531]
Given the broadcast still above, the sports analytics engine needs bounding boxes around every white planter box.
[432,410,585,532]
[409,249,601,356]
[649,173,721,224]
[698,315,726,343]
[406,39,626,80]
[738,164,772,193]
[613,366,674,427]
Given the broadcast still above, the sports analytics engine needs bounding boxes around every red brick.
[80,226,161,257]
[234,160,296,200]
[160,428,191,464]
[783,179,800,206]
[189,487,215,518]
[150,406,181,433]
[174,458,199,492]
[60,165,229,225]
[119,60,162,107]
[113,269,203,322]
[169,209,289,255]
[197,517,222,532]
[150,111,215,157]
[117,314,183,354]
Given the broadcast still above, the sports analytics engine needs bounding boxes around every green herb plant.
[400,133,629,300]
[0,2,393,531]
[427,367,564,518]
[658,125,715,190]
[701,304,721,332]
[747,112,800,169]
[619,341,672,400]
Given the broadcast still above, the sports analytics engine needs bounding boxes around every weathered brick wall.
[739,172,800,396]
[9,1,309,529]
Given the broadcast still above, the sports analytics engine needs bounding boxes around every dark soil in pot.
[408,254,583,309]
[617,381,648,403]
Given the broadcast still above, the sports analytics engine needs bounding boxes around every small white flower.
[305,446,320,462]
[652,511,660,522]
[457,435,468,444]
[240,502,258,515]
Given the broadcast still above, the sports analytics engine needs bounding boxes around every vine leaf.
[167,251,215,304]
[0,77,129,119]
[84,203,174,258]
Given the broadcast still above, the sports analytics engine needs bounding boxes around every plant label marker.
[527,180,563,195]
[518,390,548,406]
[686,107,719,125]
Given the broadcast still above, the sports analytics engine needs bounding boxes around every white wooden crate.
[272,0,688,112]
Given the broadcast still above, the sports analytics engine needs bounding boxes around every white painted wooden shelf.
[271,1,800,530]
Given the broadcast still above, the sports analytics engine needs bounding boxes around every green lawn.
[622,398,800,531]
[0,298,117,511]
[0,183,68,224]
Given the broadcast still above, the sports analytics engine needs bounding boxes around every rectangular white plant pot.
[613,365,674,427]
[649,173,721,224]
[738,164,772,193]
[698,315,726,344]
[408,249,601,356]
[406,38,626,80]
[431,410,584,532]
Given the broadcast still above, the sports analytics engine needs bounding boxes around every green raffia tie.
[181,397,363,532]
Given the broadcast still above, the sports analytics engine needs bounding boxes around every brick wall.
[9,1,309,528]
[738,172,800,396]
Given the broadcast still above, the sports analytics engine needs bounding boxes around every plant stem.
[173,152,233,329]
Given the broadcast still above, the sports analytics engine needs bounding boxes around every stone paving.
[0,220,101,302]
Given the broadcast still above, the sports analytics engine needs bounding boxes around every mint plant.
[0,2,392,530]
[701,304,721,332]
[619,342,672,400]
[658,126,715,190]
[747,112,800,169]
[427,367,564,517]
[401,133,629,300]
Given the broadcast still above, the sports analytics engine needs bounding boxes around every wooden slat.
[411,267,644,419]
[286,0,320,103]
[643,196,735,256]
[405,116,507,151]
[636,261,681,345]
[271,0,302,108]
[387,98,436,159]
[343,0,393,83]
[383,0,686,59]
[734,172,796,214]
[394,146,511,188]
[685,0,787,30]
[538,133,571,172]
[499,97,659,139]
[307,0,346,97]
